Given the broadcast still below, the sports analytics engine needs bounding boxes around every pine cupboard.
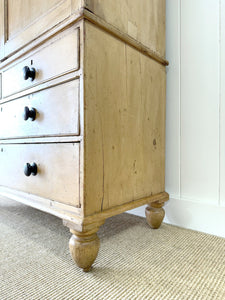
[0,0,169,271]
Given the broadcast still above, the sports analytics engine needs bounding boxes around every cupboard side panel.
[83,22,166,216]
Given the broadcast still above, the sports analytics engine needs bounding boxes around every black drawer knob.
[23,66,36,81]
[23,106,36,121]
[24,162,38,176]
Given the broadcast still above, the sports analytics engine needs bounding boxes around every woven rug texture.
[1,197,225,300]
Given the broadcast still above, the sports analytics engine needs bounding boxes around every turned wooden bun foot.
[69,230,100,272]
[145,202,165,229]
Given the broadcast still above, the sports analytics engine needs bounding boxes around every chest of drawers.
[0,0,169,271]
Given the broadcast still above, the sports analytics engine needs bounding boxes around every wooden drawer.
[0,79,80,139]
[0,143,80,207]
[2,26,79,98]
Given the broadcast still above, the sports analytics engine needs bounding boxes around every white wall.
[129,0,225,238]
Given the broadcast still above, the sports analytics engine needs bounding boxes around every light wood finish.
[65,218,105,271]
[0,143,80,206]
[145,201,165,229]
[0,0,73,60]
[0,9,168,69]
[69,230,100,272]
[84,0,166,57]
[83,10,168,67]
[0,136,82,144]
[0,185,168,233]
[1,1,166,63]
[83,22,166,215]
[0,186,82,220]
[0,79,80,139]
[0,1,168,271]
[2,26,79,97]
[0,71,81,103]
[7,0,61,40]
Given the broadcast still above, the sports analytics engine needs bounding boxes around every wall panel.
[165,0,181,198]
[180,0,220,204]
[220,0,225,206]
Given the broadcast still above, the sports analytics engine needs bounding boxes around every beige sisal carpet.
[1,197,225,300]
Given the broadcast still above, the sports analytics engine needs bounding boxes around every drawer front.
[2,26,79,98]
[0,80,79,139]
[0,143,80,206]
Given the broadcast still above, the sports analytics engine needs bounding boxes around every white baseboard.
[127,197,225,238]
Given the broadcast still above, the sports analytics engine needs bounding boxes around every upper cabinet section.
[7,0,62,39]
[0,0,165,61]
[0,0,79,61]
[84,0,166,58]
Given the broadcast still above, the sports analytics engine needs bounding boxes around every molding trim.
[0,8,168,68]
[83,9,169,66]
[0,186,82,220]
[0,187,168,230]
[84,192,169,224]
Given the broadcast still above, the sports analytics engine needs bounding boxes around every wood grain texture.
[0,71,81,104]
[1,1,166,63]
[2,26,79,97]
[0,143,80,206]
[0,0,167,271]
[7,0,62,39]
[145,201,165,229]
[69,230,100,272]
[0,7,167,68]
[83,22,166,216]
[81,192,169,227]
[0,186,82,220]
[84,0,166,57]
[0,79,80,139]
[83,9,168,66]
[66,212,106,271]
[71,0,85,13]
[1,0,72,60]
